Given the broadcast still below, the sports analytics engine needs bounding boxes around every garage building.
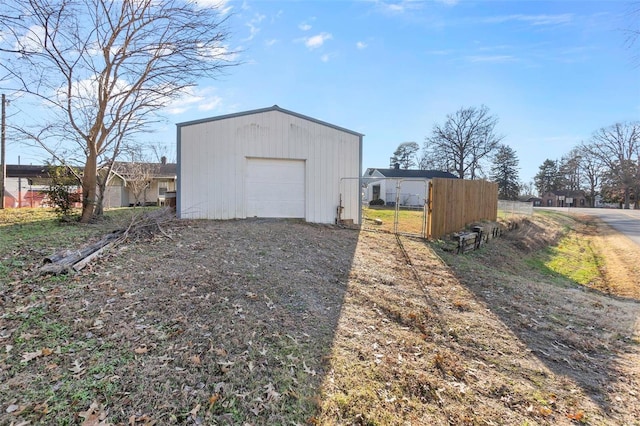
[176,105,363,224]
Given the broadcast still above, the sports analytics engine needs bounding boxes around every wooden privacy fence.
[428,178,498,240]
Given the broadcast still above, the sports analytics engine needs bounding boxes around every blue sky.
[6,0,640,185]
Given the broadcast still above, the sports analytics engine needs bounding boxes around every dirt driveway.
[1,214,640,425]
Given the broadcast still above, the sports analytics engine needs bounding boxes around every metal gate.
[360,177,430,238]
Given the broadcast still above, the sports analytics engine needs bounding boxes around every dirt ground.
[1,212,640,425]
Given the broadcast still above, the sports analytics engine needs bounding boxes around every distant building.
[362,165,458,207]
[539,190,587,207]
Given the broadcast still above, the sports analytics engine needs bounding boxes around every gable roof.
[111,161,177,179]
[365,168,458,179]
[176,105,365,137]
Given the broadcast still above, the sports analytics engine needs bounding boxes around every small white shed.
[177,105,363,224]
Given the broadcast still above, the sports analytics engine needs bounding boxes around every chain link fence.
[498,200,533,217]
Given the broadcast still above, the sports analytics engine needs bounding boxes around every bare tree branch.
[423,105,504,179]
[0,0,237,222]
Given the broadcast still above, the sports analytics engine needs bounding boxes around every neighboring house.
[5,162,174,209]
[363,165,458,207]
[3,191,17,208]
[23,190,49,208]
[4,165,62,208]
[540,190,587,208]
[177,105,363,224]
[103,158,177,208]
[527,197,543,207]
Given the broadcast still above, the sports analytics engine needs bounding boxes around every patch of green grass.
[0,207,159,285]
[528,233,603,286]
[363,206,426,234]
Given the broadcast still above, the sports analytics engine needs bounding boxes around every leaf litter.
[0,214,639,425]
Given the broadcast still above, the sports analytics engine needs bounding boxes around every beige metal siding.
[179,109,361,224]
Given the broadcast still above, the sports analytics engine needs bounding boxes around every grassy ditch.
[525,213,604,287]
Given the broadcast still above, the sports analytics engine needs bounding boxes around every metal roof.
[364,168,458,179]
[176,105,365,137]
[6,165,51,179]
[5,163,176,180]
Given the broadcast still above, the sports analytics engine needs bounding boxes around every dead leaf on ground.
[567,410,584,421]
[188,403,201,417]
[303,361,316,376]
[208,393,220,410]
[21,349,43,363]
[79,400,110,426]
[5,404,20,414]
[128,414,156,425]
[134,346,148,354]
[69,359,86,376]
[264,383,281,401]
[539,406,552,416]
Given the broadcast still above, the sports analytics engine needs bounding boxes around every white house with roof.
[363,166,458,207]
[177,105,364,224]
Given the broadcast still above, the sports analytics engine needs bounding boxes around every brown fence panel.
[428,178,498,240]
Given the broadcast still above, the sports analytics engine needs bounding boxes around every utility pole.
[1,94,6,209]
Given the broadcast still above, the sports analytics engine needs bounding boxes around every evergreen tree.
[534,159,561,195]
[489,145,520,200]
[389,142,420,169]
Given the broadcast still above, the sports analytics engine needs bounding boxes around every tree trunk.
[95,180,106,217]
[80,151,98,223]
[624,186,631,210]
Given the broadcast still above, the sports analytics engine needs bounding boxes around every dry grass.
[1,209,640,425]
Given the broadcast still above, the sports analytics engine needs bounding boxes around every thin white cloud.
[193,0,233,15]
[245,13,266,41]
[320,54,330,62]
[299,23,312,31]
[165,87,223,115]
[15,25,45,54]
[265,39,278,47]
[483,14,573,26]
[198,96,223,112]
[356,41,368,50]
[370,0,424,15]
[466,55,516,63]
[305,33,332,50]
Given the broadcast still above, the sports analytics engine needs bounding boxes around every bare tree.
[0,0,236,222]
[624,2,640,67]
[585,122,640,209]
[423,105,503,179]
[577,143,605,207]
[558,148,583,191]
[121,161,159,206]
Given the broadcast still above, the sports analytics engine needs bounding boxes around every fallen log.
[72,237,122,271]
[41,230,124,275]
[40,208,175,275]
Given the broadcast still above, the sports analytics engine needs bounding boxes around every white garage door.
[246,158,305,218]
